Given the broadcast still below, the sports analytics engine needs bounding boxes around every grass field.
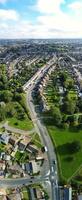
[8,116,33,130]
[48,126,82,182]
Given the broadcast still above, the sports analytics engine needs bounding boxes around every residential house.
[64,187,72,200]
[0,160,5,178]
[0,171,5,179]
[36,156,44,161]
[9,135,17,146]
[78,195,82,200]
[0,161,5,170]
[29,188,36,200]
[8,192,21,200]
[0,188,7,200]
[22,162,33,175]
[36,189,45,199]
[31,160,38,174]
[26,144,38,154]
[0,133,10,145]
[18,136,31,152]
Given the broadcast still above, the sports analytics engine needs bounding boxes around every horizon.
[0,38,82,40]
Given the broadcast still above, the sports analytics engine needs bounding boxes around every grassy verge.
[48,126,82,183]
[31,133,43,148]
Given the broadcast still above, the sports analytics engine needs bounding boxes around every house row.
[34,65,56,112]
[29,187,46,200]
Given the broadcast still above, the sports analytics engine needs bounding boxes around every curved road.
[25,61,59,200]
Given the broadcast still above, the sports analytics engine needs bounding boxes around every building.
[9,135,17,146]
[26,144,38,154]
[18,136,31,152]
[29,188,36,200]
[0,133,10,145]
[8,192,21,200]
[0,196,7,200]
[22,162,33,175]
[36,156,44,161]
[64,187,72,200]
[31,160,38,174]
[0,171,5,179]
[0,188,7,200]
[0,161,5,171]
[36,188,45,199]
[78,195,82,200]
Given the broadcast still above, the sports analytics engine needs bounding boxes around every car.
[52,160,56,165]
[31,176,34,179]
[55,180,58,185]
[30,180,32,183]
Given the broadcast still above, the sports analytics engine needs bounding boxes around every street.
[25,59,59,200]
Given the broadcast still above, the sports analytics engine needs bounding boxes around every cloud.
[0,16,81,39]
[0,0,6,3]
[68,1,82,12]
[38,13,81,31]
[0,9,19,20]
[0,0,10,4]
[33,0,82,38]
[0,20,34,38]
[35,0,65,14]
[0,0,82,38]
[0,0,13,4]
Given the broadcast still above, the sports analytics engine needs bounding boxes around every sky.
[0,0,82,39]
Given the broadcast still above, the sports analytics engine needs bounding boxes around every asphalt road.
[25,59,59,200]
[2,122,35,135]
[0,175,49,188]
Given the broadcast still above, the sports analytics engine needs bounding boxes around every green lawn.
[22,188,29,200]
[48,126,82,182]
[15,151,23,161]
[8,116,33,130]
[15,151,29,163]
[0,143,6,152]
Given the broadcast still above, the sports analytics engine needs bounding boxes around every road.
[0,175,49,188]
[1,121,35,135]
[25,58,59,200]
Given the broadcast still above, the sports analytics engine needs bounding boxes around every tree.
[78,98,82,112]
[63,100,76,115]
[51,106,62,126]
[59,71,67,87]
[0,106,5,121]
[69,141,81,153]
[13,92,22,101]
[0,90,13,103]
[6,104,16,117]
